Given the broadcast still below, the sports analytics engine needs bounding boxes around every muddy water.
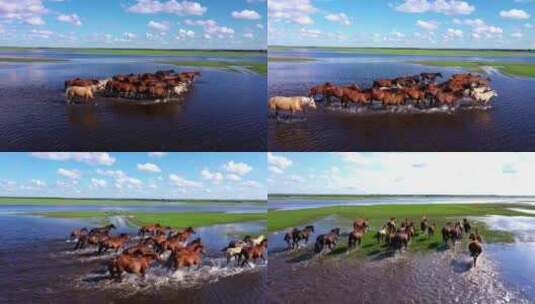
[269,50,535,151]
[0,214,266,303]
[267,215,535,303]
[0,50,266,151]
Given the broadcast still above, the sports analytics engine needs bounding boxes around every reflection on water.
[269,51,535,151]
[0,50,266,151]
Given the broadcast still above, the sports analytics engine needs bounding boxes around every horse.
[348,227,365,249]
[471,87,497,104]
[353,218,369,232]
[171,244,206,270]
[98,233,129,255]
[309,82,333,100]
[70,227,88,240]
[123,243,157,257]
[290,225,314,249]
[268,96,317,118]
[427,224,436,239]
[240,239,268,266]
[468,232,483,267]
[402,87,426,105]
[462,218,472,234]
[376,225,387,244]
[436,91,460,107]
[139,223,162,237]
[109,253,160,280]
[172,226,196,242]
[66,86,94,103]
[382,90,406,106]
[420,217,428,233]
[90,224,116,235]
[373,79,394,88]
[342,88,371,107]
[314,228,340,254]
[391,229,409,253]
[420,72,443,83]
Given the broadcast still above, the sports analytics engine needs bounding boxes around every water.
[0,209,266,303]
[269,50,535,151]
[0,50,267,151]
[269,195,535,210]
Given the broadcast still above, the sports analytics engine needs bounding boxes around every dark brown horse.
[463,218,471,234]
[420,72,443,83]
[98,233,129,255]
[468,231,483,267]
[89,224,116,235]
[314,228,340,253]
[348,227,365,249]
[239,239,268,266]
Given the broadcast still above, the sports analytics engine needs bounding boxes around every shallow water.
[0,50,266,151]
[268,214,535,303]
[0,213,266,303]
[269,51,535,151]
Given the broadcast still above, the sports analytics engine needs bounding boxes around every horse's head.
[109,224,117,230]
[302,97,317,109]
[305,225,315,232]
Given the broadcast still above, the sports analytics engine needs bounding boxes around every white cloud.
[31,152,115,166]
[232,9,261,20]
[91,178,107,188]
[169,174,202,188]
[242,180,262,188]
[176,28,195,39]
[337,152,371,166]
[184,19,234,38]
[0,0,48,25]
[416,19,438,31]
[57,14,82,26]
[127,0,207,15]
[30,179,46,187]
[243,32,254,39]
[148,20,169,31]
[201,169,224,184]
[268,153,292,174]
[446,28,464,38]
[512,32,523,38]
[224,161,252,175]
[96,169,142,189]
[226,174,241,181]
[325,13,351,26]
[395,0,475,15]
[456,18,503,38]
[269,0,317,25]
[57,168,81,179]
[148,152,167,157]
[137,162,161,173]
[500,9,530,20]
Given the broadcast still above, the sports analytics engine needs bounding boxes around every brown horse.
[353,218,369,232]
[373,79,394,88]
[420,217,428,233]
[239,239,268,266]
[291,225,315,249]
[343,89,372,106]
[139,223,162,236]
[420,72,443,83]
[382,90,406,106]
[124,243,157,256]
[391,229,409,253]
[98,233,129,255]
[348,227,365,249]
[70,227,88,240]
[463,218,471,234]
[109,253,160,280]
[427,224,436,239]
[309,82,333,99]
[314,228,340,254]
[436,91,460,106]
[169,244,206,270]
[90,224,116,235]
[172,226,196,242]
[402,87,426,105]
[468,231,483,267]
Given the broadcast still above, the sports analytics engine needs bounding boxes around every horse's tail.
[65,87,72,101]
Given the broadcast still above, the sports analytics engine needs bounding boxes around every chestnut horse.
[98,233,129,255]
[109,253,160,280]
[314,228,340,254]
[348,227,365,249]
[239,239,268,266]
[468,231,483,267]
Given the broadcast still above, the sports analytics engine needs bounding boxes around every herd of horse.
[69,223,267,281]
[284,216,483,267]
[309,73,497,108]
[64,70,200,103]
[268,72,497,118]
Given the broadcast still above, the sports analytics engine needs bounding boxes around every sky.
[0,0,266,49]
[268,152,535,196]
[268,0,535,49]
[0,153,266,200]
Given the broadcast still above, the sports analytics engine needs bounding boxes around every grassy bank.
[158,60,267,75]
[0,57,67,63]
[270,46,535,57]
[0,197,265,206]
[37,211,265,227]
[268,203,534,232]
[0,47,265,57]
[412,60,535,78]
[271,203,535,257]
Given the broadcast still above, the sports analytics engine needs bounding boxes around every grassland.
[0,197,264,206]
[271,203,535,258]
[0,57,67,63]
[270,46,535,57]
[158,60,267,75]
[0,47,265,57]
[412,60,535,78]
[37,211,266,227]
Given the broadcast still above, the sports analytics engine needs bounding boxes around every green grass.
[412,60,535,77]
[268,56,316,63]
[0,47,265,57]
[37,211,266,227]
[0,197,265,206]
[0,57,67,63]
[269,46,535,57]
[270,203,534,258]
[158,60,267,75]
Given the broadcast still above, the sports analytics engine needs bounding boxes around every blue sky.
[268,152,535,195]
[0,153,266,200]
[0,0,266,49]
[269,0,535,48]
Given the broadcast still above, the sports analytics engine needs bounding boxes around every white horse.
[66,86,94,103]
[471,87,497,104]
[268,96,317,118]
